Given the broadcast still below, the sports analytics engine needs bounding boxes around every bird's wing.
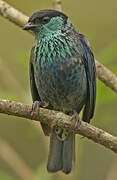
[30,46,51,135]
[79,33,96,123]
[30,46,41,102]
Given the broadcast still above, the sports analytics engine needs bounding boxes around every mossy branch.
[0,99,117,154]
[0,0,117,93]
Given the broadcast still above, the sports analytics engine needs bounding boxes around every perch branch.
[0,0,117,93]
[0,99,117,154]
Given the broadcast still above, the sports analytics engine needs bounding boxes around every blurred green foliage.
[0,0,117,179]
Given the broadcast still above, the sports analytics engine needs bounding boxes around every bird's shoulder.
[77,32,94,58]
[30,46,36,64]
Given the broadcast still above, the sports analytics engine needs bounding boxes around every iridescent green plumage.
[23,9,96,174]
[34,17,78,64]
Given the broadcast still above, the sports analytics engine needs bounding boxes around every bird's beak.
[23,22,38,30]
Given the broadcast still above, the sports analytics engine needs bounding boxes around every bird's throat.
[34,31,78,64]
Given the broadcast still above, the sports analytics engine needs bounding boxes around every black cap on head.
[29,9,68,22]
[23,9,68,30]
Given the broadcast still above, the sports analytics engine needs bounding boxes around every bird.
[23,9,96,174]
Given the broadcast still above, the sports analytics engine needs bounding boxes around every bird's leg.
[71,111,81,129]
[30,101,49,118]
[30,101,41,118]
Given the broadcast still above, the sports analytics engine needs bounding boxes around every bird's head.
[23,9,70,36]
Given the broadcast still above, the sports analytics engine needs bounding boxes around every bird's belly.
[34,61,87,112]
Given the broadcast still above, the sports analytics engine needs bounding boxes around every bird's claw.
[71,112,81,129]
[30,101,41,119]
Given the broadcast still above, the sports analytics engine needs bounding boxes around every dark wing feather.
[79,33,96,123]
[30,46,41,102]
[30,46,51,135]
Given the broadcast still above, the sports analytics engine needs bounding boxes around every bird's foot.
[30,101,41,119]
[30,101,49,119]
[71,112,81,129]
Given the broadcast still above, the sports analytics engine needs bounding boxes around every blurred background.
[0,0,117,179]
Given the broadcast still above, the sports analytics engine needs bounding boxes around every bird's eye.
[42,16,50,24]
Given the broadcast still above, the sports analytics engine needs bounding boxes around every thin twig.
[0,99,117,154]
[0,0,28,27]
[0,0,117,93]
[95,60,117,92]
[52,0,62,11]
[0,136,35,180]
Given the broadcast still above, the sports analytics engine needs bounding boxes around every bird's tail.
[47,128,75,174]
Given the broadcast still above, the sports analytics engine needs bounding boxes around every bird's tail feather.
[47,128,75,174]
[62,132,75,174]
[47,129,63,172]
